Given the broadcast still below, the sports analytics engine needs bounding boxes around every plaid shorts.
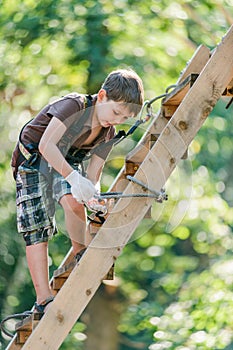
[16,164,72,246]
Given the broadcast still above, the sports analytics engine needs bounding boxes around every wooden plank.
[15,314,42,333]
[162,74,198,120]
[163,73,198,106]
[20,25,233,350]
[14,314,42,347]
[16,331,32,345]
[15,317,32,332]
[53,260,75,278]
[223,76,233,95]
[52,277,67,291]
[227,77,233,90]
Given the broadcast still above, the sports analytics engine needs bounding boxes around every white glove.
[66,170,96,203]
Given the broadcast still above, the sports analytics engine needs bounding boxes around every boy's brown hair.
[101,69,144,116]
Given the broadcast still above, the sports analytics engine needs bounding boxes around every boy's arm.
[85,154,108,214]
[86,154,105,189]
[39,116,96,202]
[38,116,73,178]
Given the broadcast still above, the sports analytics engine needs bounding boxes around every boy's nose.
[116,119,123,125]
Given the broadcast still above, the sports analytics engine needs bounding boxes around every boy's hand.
[85,197,107,216]
[65,170,96,203]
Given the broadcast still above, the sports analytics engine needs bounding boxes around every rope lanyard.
[95,175,168,204]
[0,311,33,338]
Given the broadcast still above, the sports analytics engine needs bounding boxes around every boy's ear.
[97,89,107,102]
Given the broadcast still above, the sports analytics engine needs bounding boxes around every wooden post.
[18,25,233,350]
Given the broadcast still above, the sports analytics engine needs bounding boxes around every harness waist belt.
[18,140,33,160]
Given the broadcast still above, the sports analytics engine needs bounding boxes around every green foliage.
[1,0,233,349]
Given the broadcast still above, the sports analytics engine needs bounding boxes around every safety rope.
[143,82,180,117]
[95,175,168,204]
[98,191,167,201]
[112,85,176,148]
[0,311,33,338]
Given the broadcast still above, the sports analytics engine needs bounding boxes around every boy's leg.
[59,194,87,255]
[16,166,56,308]
[26,242,53,305]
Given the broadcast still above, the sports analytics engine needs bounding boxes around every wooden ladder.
[5,25,233,350]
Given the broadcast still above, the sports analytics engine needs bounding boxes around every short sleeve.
[47,98,82,122]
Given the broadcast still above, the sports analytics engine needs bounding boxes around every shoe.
[75,248,86,263]
[34,296,54,314]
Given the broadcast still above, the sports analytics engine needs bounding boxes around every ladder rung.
[15,313,42,332]
[15,314,41,345]
[53,260,76,278]
[103,265,115,280]
[53,277,67,291]
[16,330,32,345]
[163,73,199,106]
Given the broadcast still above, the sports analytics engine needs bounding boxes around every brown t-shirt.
[11,93,115,168]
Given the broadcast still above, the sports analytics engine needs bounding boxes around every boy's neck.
[91,106,101,129]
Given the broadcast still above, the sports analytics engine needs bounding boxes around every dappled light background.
[1,1,233,349]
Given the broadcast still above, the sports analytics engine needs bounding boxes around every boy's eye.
[113,110,120,115]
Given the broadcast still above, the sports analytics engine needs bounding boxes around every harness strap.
[18,139,32,161]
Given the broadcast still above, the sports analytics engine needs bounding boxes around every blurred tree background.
[1,0,233,349]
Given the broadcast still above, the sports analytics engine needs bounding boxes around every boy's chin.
[102,121,112,128]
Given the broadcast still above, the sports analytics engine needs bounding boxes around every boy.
[11,69,144,313]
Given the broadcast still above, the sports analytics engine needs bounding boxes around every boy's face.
[95,89,135,128]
